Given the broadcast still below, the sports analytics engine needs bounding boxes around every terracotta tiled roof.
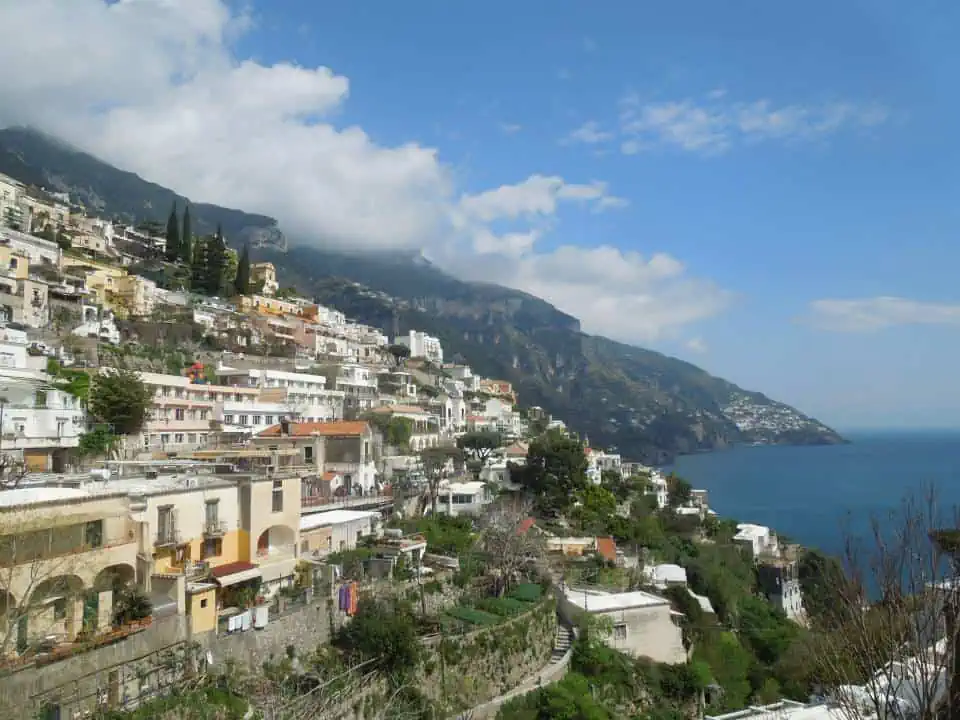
[596,536,617,563]
[257,420,369,437]
[517,517,536,536]
[210,561,257,578]
[322,471,340,481]
[504,441,528,457]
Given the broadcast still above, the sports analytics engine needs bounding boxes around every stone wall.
[420,596,557,714]
[0,614,192,720]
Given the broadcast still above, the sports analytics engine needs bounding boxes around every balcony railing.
[203,519,228,537]
[154,528,183,548]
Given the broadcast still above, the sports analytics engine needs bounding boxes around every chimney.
[280,417,291,436]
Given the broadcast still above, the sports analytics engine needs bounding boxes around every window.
[223,414,234,424]
[238,415,248,426]
[35,390,47,409]
[272,479,283,512]
[202,538,221,558]
[175,408,185,420]
[200,410,208,420]
[200,598,208,609]
[452,494,473,505]
[174,433,184,444]
[84,520,103,549]
[187,433,196,444]
[264,415,273,425]
[8,258,16,270]
[160,433,170,445]
[252,415,261,425]
[199,434,207,444]
[304,446,314,464]
[53,598,66,620]
[143,435,151,448]
[613,623,627,641]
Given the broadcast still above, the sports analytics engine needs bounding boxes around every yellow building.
[59,255,126,309]
[0,245,50,328]
[236,293,300,317]
[110,274,157,318]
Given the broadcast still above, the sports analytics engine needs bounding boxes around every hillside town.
[0,169,953,720]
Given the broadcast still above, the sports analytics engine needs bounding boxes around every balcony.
[203,519,228,538]
[154,528,183,548]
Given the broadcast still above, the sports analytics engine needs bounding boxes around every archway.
[256,525,296,558]
[27,574,85,644]
[93,564,136,593]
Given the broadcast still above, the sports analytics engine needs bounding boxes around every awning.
[210,561,261,588]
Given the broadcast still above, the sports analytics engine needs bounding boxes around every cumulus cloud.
[685,337,707,353]
[619,92,889,155]
[806,297,960,332]
[0,0,726,344]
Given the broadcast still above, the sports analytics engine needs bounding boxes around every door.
[257,531,269,556]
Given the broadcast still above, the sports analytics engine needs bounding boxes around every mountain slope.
[0,127,277,240]
[0,127,845,463]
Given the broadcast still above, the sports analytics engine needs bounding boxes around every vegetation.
[517,429,589,516]
[235,242,250,295]
[334,595,422,678]
[88,367,153,436]
[456,430,501,479]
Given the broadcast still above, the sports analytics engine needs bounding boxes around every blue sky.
[1,0,958,429]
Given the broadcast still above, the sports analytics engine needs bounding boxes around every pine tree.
[190,235,208,292]
[164,202,180,262]
[204,225,228,296]
[179,204,192,264]
[235,243,250,296]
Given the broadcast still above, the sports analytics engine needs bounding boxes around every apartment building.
[395,330,443,364]
[110,274,157,318]
[215,366,345,423]
[0,326,84,471]
[254,420,380,495]
[0,173,23,230]
[0,245,49,328]
[0,227,60,267]
[136,372,259,453]
[316,362,378,415]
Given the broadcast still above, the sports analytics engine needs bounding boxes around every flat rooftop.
[300,509,379,531]
[565,587,669,612]
[707,702,841,720]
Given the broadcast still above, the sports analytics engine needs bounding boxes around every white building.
[436,481,493,517]
[72,306,121,345]
[586,448,622,485]
[0,326,85,472]
[299,509,380,557]
[648,470,669,509]
[644,563,716,615]
[0,227,60,267]
[0,173,23,229]
[328,363,378,414]
[559,587,686,664]
[734,523,780,559]
[446,365,481,392]
[216,366,344,422]
[395,330,443,364]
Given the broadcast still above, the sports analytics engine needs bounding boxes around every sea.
[667,430,960,558]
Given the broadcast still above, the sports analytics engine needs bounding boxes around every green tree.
[797,549,848,628]
[571,484,619,534]
[694,630,753,710]
[88,368,152,436]
[164,201,180,262]
[418,445,462,516]
[78,424,119,459]
[235,242,251,295]
[667,474,693,507]
[388,343,411,367]
[456,430,501,479]
[179,203,193,265]
[334,595,421,678]
[193,226,229,296]
[519,429,589,516]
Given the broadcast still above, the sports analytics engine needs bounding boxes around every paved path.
[453,620,575,720]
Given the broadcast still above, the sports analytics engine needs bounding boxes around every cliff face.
[0,126,845,463]
[268,248,844,463]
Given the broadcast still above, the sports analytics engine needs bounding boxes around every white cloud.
[499,122,522,135]
[0,0,725,344]
[685,337,707,353]
[561,121,614,145]
[807,297,960,332]
[619,91,889,155]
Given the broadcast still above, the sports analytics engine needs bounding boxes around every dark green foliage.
[180,203,192,263]
[798,548,848,628]
[389,514,474,556]
[164,201,180,262]
[235,242,250,295]
[508,583,543,602]
[78,424,118,458]
[112,587,152,626]
[518,429,589,516]
[190,227,230,297]
[88,368,152,436]
[667,474,693,507]
[334,596,421,677]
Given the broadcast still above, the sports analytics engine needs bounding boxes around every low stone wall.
[420,596,557,714]
[0,614,192,720]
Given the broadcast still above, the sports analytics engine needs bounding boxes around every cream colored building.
[0,173,23,230]
[111,274,157,318]
[250,262,279,296]
[135,371,259,452]
[236,294,300,317]
[0,246,50,328]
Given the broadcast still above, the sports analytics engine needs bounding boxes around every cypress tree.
[164,202,180,262]
[180,204,192,263]
[235,243,251,296]
[205,225,228,296]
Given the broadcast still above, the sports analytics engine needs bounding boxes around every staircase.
[550,623,573,663]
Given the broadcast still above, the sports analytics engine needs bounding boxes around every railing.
[203,519,228,537]
[257,543,297,561]
[154,528,183,547]
[301,493,394,509]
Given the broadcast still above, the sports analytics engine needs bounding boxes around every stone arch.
[93,563,136,592]
[256,525,296,558]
